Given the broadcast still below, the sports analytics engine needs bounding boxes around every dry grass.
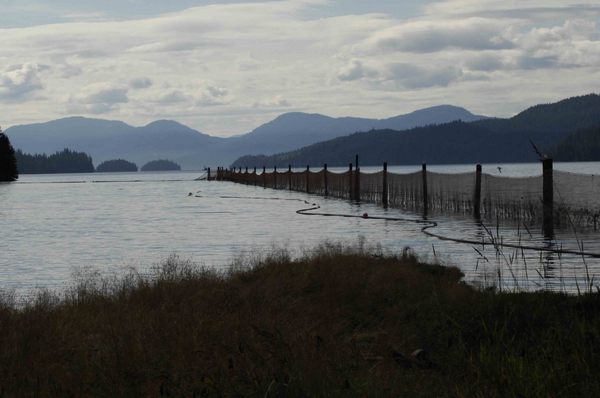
[0,244,599,397]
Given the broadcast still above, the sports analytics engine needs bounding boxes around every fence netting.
[219,167,600,227]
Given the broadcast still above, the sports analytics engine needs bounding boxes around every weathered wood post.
[354,154,360,202]
[324,163,328,197]
[543,158,554,237]
[207,167,211,181]
[422,163,428,216]
[288,165,292,191]
[306,165,310,193]
[348,163,353,200]
[253,167,257,186]
[382,161,388,208]
[273,166,277,189]
[262,166,267,188]
[474,164,482,219]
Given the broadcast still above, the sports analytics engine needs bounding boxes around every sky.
[1,0,600,136]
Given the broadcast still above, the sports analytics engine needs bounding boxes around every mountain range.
[231,94,600,168]
[5,105,486,170]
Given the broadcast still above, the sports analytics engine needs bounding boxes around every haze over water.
[3,162,600,294]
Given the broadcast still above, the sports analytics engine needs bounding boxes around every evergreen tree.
[0,127,18,181]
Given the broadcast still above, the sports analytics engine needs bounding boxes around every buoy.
[362,212,368,218]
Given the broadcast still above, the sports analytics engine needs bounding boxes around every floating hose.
[196,192,600,258]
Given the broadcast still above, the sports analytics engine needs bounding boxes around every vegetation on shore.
[141,159,181,171]
[0,131,18,181]
[96,159,138,172]
[15,148,94,174]
[2,245,600,396]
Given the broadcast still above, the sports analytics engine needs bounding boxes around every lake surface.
[2,162,600,294]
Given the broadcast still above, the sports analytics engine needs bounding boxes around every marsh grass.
[1,245,600,396]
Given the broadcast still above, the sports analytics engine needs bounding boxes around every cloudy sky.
[1,0,600,136]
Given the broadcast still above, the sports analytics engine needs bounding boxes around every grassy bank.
[2,245,600,397]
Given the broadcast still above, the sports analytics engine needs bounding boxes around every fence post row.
[324,163,328,197]
[354,154,360,202]
[382,161,388,208]
[474,164,482,219]
[422,163,428,217]
[543,158,554,237]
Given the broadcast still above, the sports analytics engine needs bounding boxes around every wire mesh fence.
[217,160,600,229]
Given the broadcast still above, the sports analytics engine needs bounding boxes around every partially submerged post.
[354,154,360,202]
[306,165,310,193]
[422,163,428,217]
[474,164,482,219]
[324,163,328,197]
[348,163,353,200]
[382,161,388,208]
[543,158,554,238]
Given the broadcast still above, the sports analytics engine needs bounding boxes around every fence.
[213,158,600,234]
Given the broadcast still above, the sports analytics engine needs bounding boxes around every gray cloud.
[337,60,379,81]
[374,20,514,53]
[384,63,463,89]
[130,77,153,89]
[68,84,129,114]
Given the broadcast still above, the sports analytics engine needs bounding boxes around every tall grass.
[0,245,599,396]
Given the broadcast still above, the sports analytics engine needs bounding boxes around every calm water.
[2,162,600,294]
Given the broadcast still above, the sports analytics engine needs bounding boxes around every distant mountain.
[231,94,600,168]
[5,105,486,170]
[226,105,487,155]
[7,117,225,169]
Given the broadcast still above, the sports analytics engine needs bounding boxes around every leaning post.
[354,154,360,202]
[422,163,428,217]
[382,161,388,208]
[474,164,482,219]
[324,163,329,197]
[543,158,554,238]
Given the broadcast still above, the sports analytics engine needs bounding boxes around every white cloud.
[0,63,46,102]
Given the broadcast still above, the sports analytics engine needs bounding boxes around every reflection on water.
[2,168,600,294]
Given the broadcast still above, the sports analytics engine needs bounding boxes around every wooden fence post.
[324,163,328,197]
[253,167,257,186]
[543,158,554,237]
[474,164,482,219]
[274,166,277,189]
[263,166,266,189]
[422,163,428,216]
[288,165,292,191]
[207,167,211,181]
[306,165,310,193]
[354,154,360,202]
[382,161,388,208]
[348,163,353,200]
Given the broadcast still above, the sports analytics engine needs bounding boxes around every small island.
[96,159,138,172]
[140,159,181,172]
